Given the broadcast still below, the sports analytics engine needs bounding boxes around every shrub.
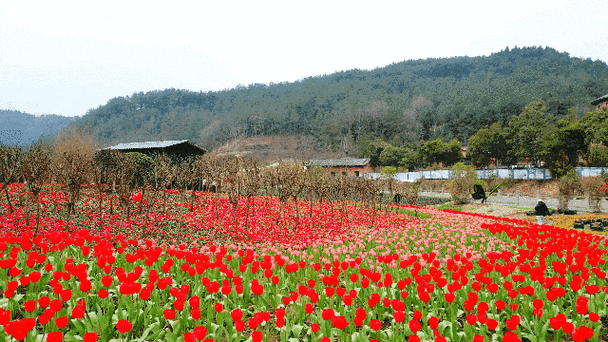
[580,176,607,213]
[449,163,477,204]
[557,169,581,210]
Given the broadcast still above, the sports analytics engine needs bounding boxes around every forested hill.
[0,110,79,146]
[74,46,608,153]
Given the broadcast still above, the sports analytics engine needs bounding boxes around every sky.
[1,0,607,117]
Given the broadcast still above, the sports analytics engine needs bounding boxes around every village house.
[591,93,608,110]
[305,158,373,177]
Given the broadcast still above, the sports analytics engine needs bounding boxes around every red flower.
[409,319,422,333]
[331,316,350,329]
[194,326,207,340]
[47,331,63,342]
[311,323,320,333]
[562,322,575,334]
[589,312,600,322]
[214,303,223,313]
[4,318,36,341]
[50,299,63,312]
[189,296,200,308]
[549,313,567,330]
[370,319,381,331]
[572,325,594,342]
[506,315,520,330]
[131,192,142,202]
[71,305,85,319]
[487,318,499,330]
[38,296,50,308]
[83,332,98,342]
[322,308,335,320]
[183,332,195,342]
[23,300,36,312]
[231,308,243,321]
[191,308,201,320]
[55,316,68,329]
[235,320,245,332]
[101,276,113,287]
[117,320,132,334]
[252,331,263,342]
[98,289,108,299]
[164,309,176,320]
[503,332,521,342]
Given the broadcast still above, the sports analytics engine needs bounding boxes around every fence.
[366,167,553,182]
[367,167,608,182]
[576,167,608,177]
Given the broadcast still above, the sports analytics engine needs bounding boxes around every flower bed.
[1,184,607,341]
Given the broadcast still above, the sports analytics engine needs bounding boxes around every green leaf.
[349,331,369,342]
[291,324,304,337]
[522,333,538,342]
[438,321,453,336]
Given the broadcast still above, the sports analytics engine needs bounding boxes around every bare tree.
[51,128,98,218]
[152,153,175,214]
[0,146,24,214]
[241,157,262,229]
[20,144,52,235]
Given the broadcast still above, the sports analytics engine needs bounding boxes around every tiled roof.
[99,140,190,151]
[307,158,371,167]
[591,94,608,105]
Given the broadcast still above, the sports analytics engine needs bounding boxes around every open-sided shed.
[98,140,206,163]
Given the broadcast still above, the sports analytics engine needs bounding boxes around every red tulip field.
[1,183,607,342]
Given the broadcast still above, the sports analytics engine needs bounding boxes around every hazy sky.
[1,1,607,117]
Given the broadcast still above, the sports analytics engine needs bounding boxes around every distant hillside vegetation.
[0,110,79,146]
[71,46,608,154]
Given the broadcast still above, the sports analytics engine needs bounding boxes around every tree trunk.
[4,188,13,214]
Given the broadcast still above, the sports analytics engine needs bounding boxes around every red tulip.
[83,332,98,342]
[191,308,201,320]
[183,332,195,342]
[116,320,132,334]
[55,316,68,329]
[47,331,63,342]
[231,308,243,321]
[503,332,521,342]
[23,300,36,312]
[164,309,175,320]
[194,326,207,340]
[370,319,381,331]
[409,319,421,333]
